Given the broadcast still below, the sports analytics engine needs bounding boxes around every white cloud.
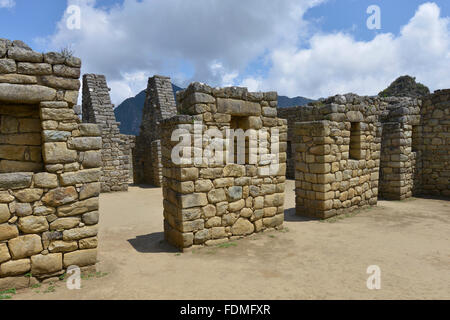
[246,2,450,98]
[0,0,15,8]
[47,1,449,105]
[46,0,323,104]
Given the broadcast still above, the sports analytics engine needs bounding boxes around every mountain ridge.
[114,84,314,135]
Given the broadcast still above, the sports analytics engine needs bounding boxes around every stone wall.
[420,89,450,197]
[378,97,422,200]
[292,95,382,219]
[134,75,177,186]
[82,74,133,192]
[0,39,101,289]
[161,83,287,251]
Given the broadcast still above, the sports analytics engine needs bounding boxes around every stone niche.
[0,39,101,290]
[160,83,287,251]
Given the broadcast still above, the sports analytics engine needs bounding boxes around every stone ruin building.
[279,92,449,219]
[82,74,134,193]
[0,39,101,289]
[1,36,448,285]
[133,75,178,187]
[160,83,287,250]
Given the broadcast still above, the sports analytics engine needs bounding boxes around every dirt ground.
[11,180,450,300]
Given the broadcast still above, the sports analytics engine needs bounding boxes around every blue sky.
[1,0,449,104]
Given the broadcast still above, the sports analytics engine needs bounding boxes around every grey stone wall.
[134,75,177,186]
[420,89,450,197]
[82,74,133,192]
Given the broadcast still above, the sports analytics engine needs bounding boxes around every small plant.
[59,273,67,281]
[0,288,16,300]
[44,285,56,294]
[60,45,74,59]
[31,283,41,289]
[217,242,237,249]
[24,272,32,278]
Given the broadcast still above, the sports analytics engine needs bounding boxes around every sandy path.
[13,181,450,300]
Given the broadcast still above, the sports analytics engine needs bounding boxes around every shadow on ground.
[284,207,319,222]
[127,232,179,253]
[128,183,161,190]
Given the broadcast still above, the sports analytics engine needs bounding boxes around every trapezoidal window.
[0,103,43,173]
[349,122,362,160]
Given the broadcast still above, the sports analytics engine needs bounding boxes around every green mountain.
[114,85,314,135]
[379,75,430,98]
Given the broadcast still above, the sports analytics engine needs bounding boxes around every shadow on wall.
[127,232,179,253]
[284,208,319,222]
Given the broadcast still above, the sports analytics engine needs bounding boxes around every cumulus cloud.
[46,0,323,104]
[46,1,449,105]
[244,2,450,98]
[0,0,15,8]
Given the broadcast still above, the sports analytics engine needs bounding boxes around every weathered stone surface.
[0,191,14,203]
[217,98,261,116]
[8,234,43,259]
[82,211,99,225]
[69,137,102,150]
[43,142,77,164]
[227,186,243,201]
[63,249,97,267]
[179,193,208,209]
[57,198,99,217]
[0,259,31,277]
[60,169,102,186]
[79,124,101,136]
[41,187,78,207]
[207,189,227,203]
[62,226,98,241]
[48,240,78,253]
[7,46,42,62]
[0,243,11,263]
[231,218,255,236]
[82,151,102,168]
[14,202,32,217]
[18,216,49,233]
[0,84,56,103]
[53,64,80,78]
[79,237,97,249]
[43,130,72,142]
[0,59,17,73]
[0,74,37,84]
[263,214,284,228]
[34,173,58,188]
[65,56,82,68]
[0,204,10,223]
[0,223,18,241]
[39,75,80,90]
[0,172,32,190]
[223,164,245,177]
[79,183,101,201]
[17,62,52,75]
[31,253,63,275]
[34,206,56,216]
[50,217,80,231]
[40,108,76,121]
[13,188,43,203]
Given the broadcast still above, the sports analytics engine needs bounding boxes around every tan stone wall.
[161,84,287,250]
[0,39,101,289]
[293,109,381,219]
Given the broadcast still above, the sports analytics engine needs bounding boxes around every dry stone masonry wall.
[420,90,450,197]
[134,75,177,186]
[291,95,382,219]
[161,83,287,250]
[82,74,133,192]
[0,39,101,290]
